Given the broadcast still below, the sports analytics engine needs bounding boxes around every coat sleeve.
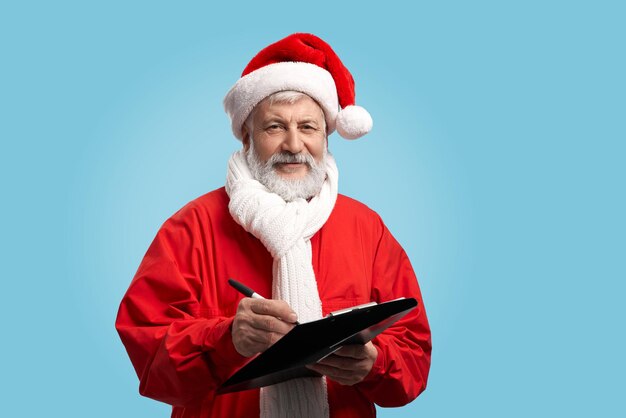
[355,220,432,407]
[115,206,249,407]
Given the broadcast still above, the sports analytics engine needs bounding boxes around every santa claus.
[116,33,431,418]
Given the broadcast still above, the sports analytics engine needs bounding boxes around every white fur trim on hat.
[223,62,339,141]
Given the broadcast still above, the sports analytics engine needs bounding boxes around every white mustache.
[268,152,315,166]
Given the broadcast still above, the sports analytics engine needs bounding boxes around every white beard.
[245,141,328,202]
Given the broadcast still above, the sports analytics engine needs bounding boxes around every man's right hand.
[232,298,298,357]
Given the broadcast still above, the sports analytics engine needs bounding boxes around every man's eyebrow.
[261,116,285,124]
[298,118,321,124]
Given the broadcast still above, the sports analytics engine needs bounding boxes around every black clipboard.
[217,297,417,394]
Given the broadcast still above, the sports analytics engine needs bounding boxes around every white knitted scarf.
[225,149,338,418]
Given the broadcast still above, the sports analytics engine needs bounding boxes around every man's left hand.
[306,342,378,386]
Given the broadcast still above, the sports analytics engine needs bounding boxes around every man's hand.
[232,298,298,357]
[306,342,378,386]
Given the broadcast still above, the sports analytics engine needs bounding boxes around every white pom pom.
[336,105,373,140]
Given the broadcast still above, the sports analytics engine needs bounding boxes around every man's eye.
[302,125,316,130]
[266,124,282,132]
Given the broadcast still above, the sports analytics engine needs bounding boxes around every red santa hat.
[224,33,373,141]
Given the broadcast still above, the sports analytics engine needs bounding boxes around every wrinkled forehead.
[253,93,327,121]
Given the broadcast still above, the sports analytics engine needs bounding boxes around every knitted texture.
[225,150,338,418]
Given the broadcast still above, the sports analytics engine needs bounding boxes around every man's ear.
[242,126,250,151]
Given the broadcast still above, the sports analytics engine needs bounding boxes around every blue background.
[1,1,624,416]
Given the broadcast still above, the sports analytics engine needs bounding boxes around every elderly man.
[116,33,431,418]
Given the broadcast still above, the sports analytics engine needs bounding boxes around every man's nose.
[281,127,304,154]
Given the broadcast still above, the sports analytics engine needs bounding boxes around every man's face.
[243,95,327,180]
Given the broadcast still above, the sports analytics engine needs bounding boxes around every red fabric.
[242,33,357,108]
[116,188,431,418]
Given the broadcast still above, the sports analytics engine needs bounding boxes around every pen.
[228,278,299,324]
[228,278,265,299]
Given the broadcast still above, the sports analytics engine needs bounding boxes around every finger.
[304,364,323,376]
[332,345,368,359]
[306,363,361,386]
[306,363,324,374]
[232,326,285,356]
[235,299,295,334]
[247,313,295,335]
[317,354,373,375]
[232,326,267,357]
[316,354,359,370]
[232,309,290,356]
[250,299,298,323]
[234,313,291,343]
[246,329,285,347]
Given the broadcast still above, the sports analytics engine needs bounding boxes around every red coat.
[116,188,431,418]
